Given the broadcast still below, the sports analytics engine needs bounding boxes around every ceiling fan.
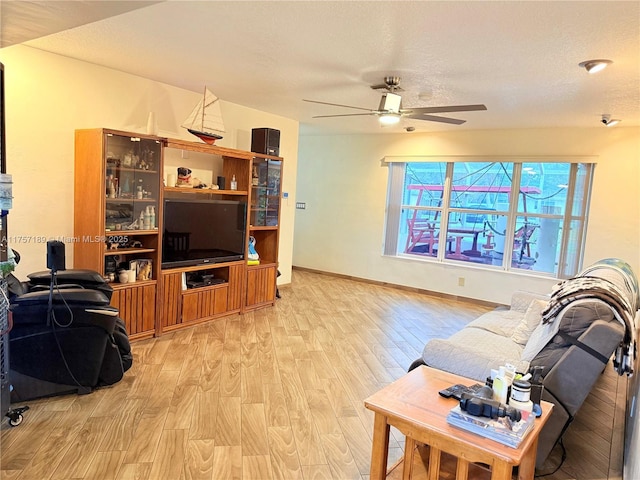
[303,76,487,125]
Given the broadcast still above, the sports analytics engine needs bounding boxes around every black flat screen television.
[162,197,247,268]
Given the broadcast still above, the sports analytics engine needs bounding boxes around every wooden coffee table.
[364,366,552,480]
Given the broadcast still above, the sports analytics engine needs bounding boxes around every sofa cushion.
[466,309,522,337]
[511,298,547,346]
[510,290,550,313]
[422,327,529,382]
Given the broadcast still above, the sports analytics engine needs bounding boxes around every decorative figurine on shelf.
[121,176,131,196]
[176,167,193,187]
[176,167,206,188]
[248,236,260,265]
[147,150,155,170]
[107,175,116,198]
[137,261,152,281]
[252,166,259,186]
[122,151,133,168]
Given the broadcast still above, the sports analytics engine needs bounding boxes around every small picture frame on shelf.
[136,259,153,281]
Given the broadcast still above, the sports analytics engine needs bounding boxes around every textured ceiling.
[2,1,639,135]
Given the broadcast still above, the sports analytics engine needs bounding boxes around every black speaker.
[251,128,280,156]
[217,176,225,190]
[46,241,66,272]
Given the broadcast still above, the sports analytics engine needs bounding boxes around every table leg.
[402,437,416,480]
[455,236,464,255]
[427,446,441,480]
[448,236,468,260]
[490,460,512,480]
[517,438,538,480]
[370,413,391,480]
[456,458,469,479]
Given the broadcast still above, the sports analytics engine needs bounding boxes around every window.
[384,160,594,278]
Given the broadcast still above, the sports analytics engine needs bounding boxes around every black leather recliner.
[8,269,133,402]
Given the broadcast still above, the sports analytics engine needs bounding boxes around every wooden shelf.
[249,225,278,231]
[165,137,254,159]
[247,261,278,269]
[164,186,248,196]
[104,247,155,256]
[105,166,159,174]
[104,230,158,235]
[183,281,228,293]
[161,259,245,274]
[109,279,157,290]
[105,197,158,202]
[250,152,284,161]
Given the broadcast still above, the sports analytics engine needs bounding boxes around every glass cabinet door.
[250,158,281,227]
[104,134,161,232]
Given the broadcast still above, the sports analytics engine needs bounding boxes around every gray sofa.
[412,258,638,468]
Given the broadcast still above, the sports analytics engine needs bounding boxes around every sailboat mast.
[201,86,206,129]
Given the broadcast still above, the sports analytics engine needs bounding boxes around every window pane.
[404,163,447,207]
[402,207,440,256]
[571,163,592,217]
[444,212,508,267]
[511,216,539,271]
[519,162,570,215]
[484,214,509,268]
[510,215,562,274]
[561,219,585,277]
[450,162,514,208]
[399,162,447,257]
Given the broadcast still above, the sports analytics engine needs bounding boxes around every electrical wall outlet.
[458,277,465,287]
[296,202,306,209]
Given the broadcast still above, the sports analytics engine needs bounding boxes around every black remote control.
[438,383,467,398]
[438,383,484,400]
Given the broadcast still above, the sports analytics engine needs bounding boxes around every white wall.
[0,45,298,284]
[295,127,640,305]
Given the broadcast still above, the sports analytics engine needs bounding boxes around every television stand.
[160,261,244,333]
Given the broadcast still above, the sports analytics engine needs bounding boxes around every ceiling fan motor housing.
[379,92,402,114]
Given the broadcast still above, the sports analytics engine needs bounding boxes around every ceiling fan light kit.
[378,92,402,114]
[378,93,402,125]
[379,113,401,125]
[579,59,612,74]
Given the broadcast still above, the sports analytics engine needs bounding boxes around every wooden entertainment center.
[74,129,283,341]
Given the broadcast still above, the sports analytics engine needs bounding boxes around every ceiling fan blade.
[312,113,375,118]
[303,99,373,112]
[370,83,404,92]
[403,113,466,125]
[402,104,487,114]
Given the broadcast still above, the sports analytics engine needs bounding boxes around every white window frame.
[383,156,596,278]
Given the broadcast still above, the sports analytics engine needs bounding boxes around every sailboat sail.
[182,87,225,143]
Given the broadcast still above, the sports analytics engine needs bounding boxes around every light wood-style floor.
[0,269,627,479]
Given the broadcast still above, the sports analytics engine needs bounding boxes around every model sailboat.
[181,87,225,144]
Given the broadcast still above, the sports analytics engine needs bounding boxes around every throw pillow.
[511,299,547,346]
[521,319,561,362]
